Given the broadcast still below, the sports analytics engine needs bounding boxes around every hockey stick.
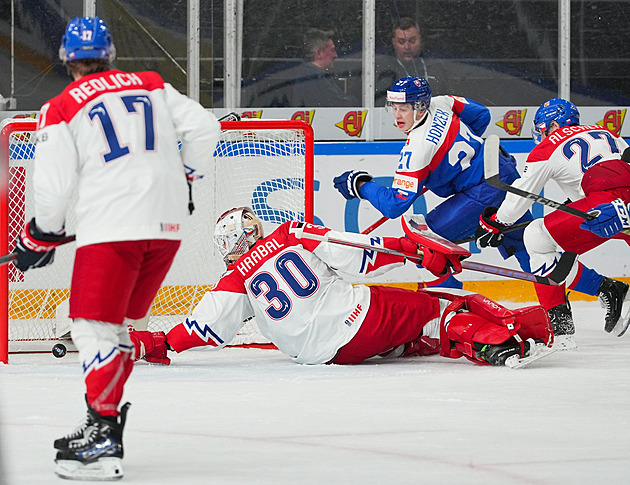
[218,111,242,122]
[0,235,76,266]
[361,216,388,234]
[483,135,630,233]
[361,187,430,235]
[292,228,424,265]
[453,219,533,244]
[401,215,559,286]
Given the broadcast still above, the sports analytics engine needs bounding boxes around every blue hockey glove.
[580,199,630,238]
[333,170,373,200]
[14,218,66,272]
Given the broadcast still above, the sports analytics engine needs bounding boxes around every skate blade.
[612,292,630,337]
[505,343,557,369]
[55,457,123,481]
[552,335,578,351]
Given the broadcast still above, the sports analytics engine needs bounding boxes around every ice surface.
[1,300,630,484]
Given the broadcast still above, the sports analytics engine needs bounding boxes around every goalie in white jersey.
[12,17,220,481]
[129,207,553,370]
[475,98,630,341]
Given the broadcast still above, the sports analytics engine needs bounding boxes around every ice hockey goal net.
[0,117,314,362]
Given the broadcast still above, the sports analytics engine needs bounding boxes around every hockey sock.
[567,263,604,296]
[71,319,133,417]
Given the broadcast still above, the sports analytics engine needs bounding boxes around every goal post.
[0,117,314,363]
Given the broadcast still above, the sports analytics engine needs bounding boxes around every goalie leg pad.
[437,293,553,365]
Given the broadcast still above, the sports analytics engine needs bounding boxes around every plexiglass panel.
[570,1,630,106]
[374,0,560,106]
[239,0,363,108]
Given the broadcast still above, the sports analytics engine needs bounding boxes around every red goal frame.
[0,118,314,363]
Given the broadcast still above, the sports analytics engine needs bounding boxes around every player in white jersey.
[475,98,630,340]
[333,77,533,289]
[12,17,220,480]
[128,207,553,368]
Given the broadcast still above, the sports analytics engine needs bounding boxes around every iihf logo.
[335,110,368,137]
[496,109,527,136]
[597,109,626,136]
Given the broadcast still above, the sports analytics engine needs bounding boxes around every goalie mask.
[213,207,264,265]
[59,17,116,63]
[532,98,579,144]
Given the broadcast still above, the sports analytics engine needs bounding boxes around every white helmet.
[213,207,264,265]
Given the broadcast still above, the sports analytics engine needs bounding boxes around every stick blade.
[402,215,471,257]
[483,134,501,181]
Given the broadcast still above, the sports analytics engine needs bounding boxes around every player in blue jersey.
[333,76,533,288]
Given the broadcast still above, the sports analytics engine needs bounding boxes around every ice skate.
[476,338,554,368]
[54,402,130,481]
[547,302,577,350]
[476,338,534,366]
[54,396,96,451]
[597,277,630,335]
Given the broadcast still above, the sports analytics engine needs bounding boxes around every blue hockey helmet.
[386,76,431,112]
[59,17,116,63]
[532,98,579,144]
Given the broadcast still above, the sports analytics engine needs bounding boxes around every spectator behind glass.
[291,28,357,107]
[375,17,446,104]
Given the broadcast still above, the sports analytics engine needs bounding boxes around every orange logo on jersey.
[241,110,263,119]
[291,110,315,124]
[335,110,368,137]
[496,109,527,136]
[597,109,626,136]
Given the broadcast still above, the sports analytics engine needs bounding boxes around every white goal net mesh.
[2,118,312,353]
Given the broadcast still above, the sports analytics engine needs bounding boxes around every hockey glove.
[333,170,373,200]
[14,218,66,272]
[475,207,509,248]
[580,199,630,238]
[395,237,463,276]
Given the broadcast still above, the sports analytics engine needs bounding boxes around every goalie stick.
[295,223,559,285]
[0,234,76,266]
[291,228,424,265]
[401,215,559,286]
[484,134,630,236]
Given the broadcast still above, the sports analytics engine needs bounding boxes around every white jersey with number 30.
[178,222,409,364]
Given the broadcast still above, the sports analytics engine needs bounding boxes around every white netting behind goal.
[1,118,313,353]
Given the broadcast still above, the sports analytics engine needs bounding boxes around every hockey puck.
[52,343,67,358]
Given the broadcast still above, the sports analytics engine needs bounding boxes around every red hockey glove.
[475,207,509,248]
[14,218,66,272]
[397,237,462,276]
[397,236,422,260]
[420,247,463,276]
[128,328,171,365]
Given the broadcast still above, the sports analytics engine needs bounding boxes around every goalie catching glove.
[475,206,511,248]
[394,237,463,276]
[580,198,630,238]
[13,218,67,272]
[333,170,373,200]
